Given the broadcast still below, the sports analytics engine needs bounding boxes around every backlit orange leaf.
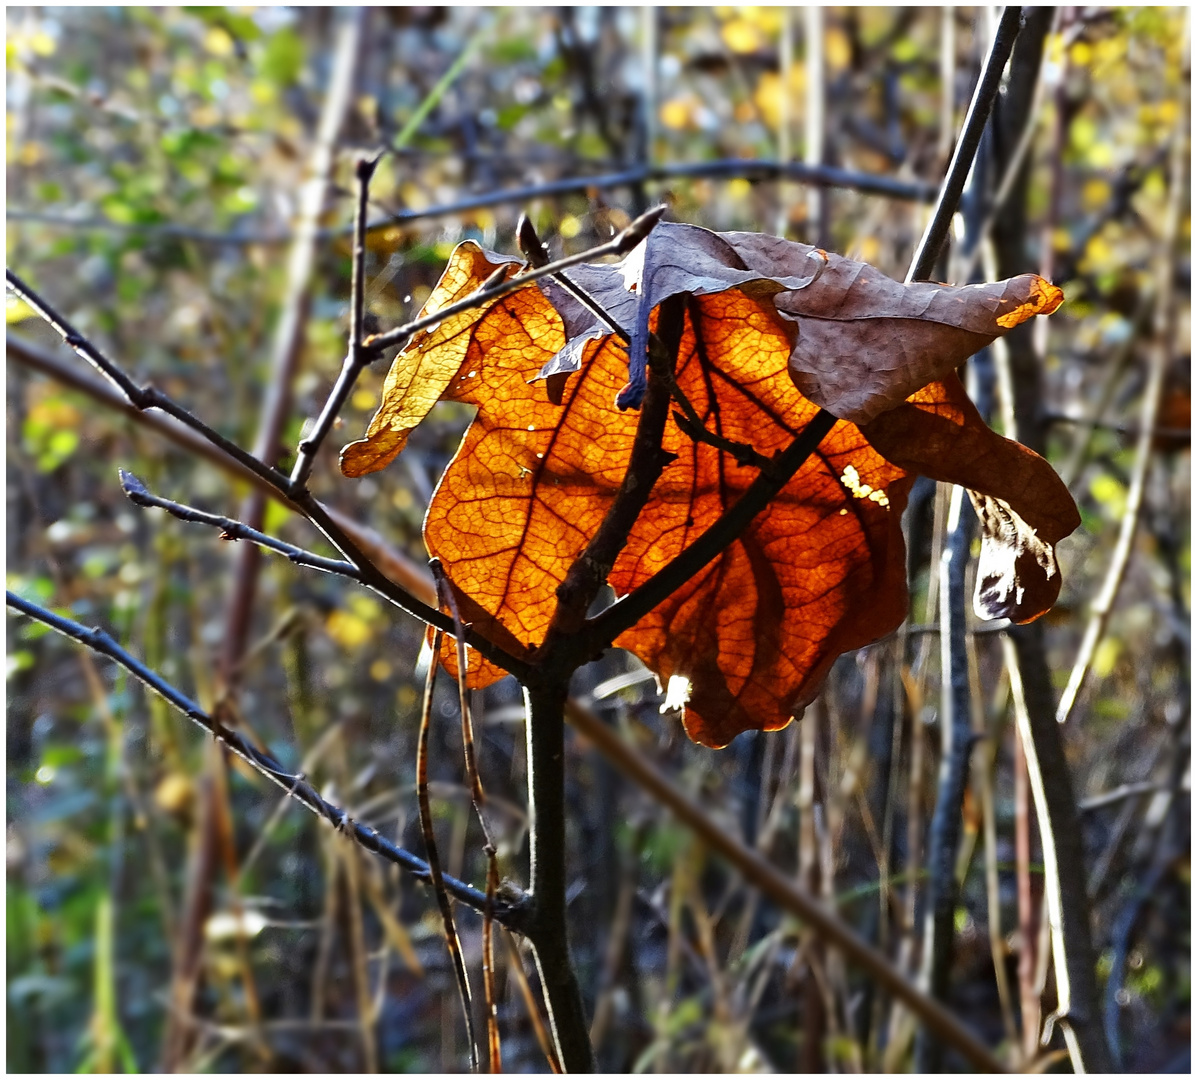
[342,225,1078,747]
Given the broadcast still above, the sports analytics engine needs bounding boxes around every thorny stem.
[5,591,525,928]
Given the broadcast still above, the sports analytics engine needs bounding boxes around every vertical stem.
[1004,629,1113,1073]
[524,682,596,1073]
[906,5,1022,284]
[914,484,975,1072]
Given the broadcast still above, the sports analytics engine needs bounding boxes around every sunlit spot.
[660,674,691,713]
[840,464,890,508]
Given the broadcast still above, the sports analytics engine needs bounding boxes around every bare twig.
[915,482,976,1073]
[905,6,1024,284]
[1056,90,1188,724]
[562,699,1006,1072]
[503,930,561,1073]
[290,153,382,490]
[483,859,502,1073]
[5,269,290,495]
[431,559,504,1071]
[118,471,359,579]
[517,212,631,341]
[5,591,525,930]
[1003,633,1113,1072]
[6,157,938,247]
[363,204,666,353]
[417,628,479,1071]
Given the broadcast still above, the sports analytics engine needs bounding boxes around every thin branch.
[431,561,488,814]
[1044,411,1189,443]
[290,153,381,490]
[5,286,535,680]
[584,408,838,650]
[363,204,666,354]
[118,471,359,579]
[1056,82,1187,724]
[905,6,1024,284]
[1003,632,1113,1072]
[285,486,539,682]
[5,269,288,495]
[518,217,772,473]
[586,11,1019,658]
[503,930,561,1073]
[562,698,1007,1073]
[483,859,502,1073]
[517,212,631,341]
[417,629,479,1072]
[669,405,775,474]
[544,294,687,647]
[5,591,528,931]
[6,331,437,607]
[431,559,505,1072]
[6,157,939,247]
[1078,781,1179,813]
[954,8,1064,285]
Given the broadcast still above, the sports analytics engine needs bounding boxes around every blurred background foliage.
[6,6,1189,1073]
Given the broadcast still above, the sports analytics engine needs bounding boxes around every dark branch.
[290,153,381,489]
[5,590,530,932]
[540,294,687,652]
[118,470,359,579]
[5,268,289,496]
[905,6,1024,284]
[5,158,937,248]
[585,409,838,650]
[364,205,666,353]
[7,270,535,681]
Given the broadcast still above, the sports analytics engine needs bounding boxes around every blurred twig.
[5,157,938,247]
[1056,89,1188,725]
[1003,633,1113,1072]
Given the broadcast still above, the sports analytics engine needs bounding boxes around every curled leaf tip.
[995,275,1065,329]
